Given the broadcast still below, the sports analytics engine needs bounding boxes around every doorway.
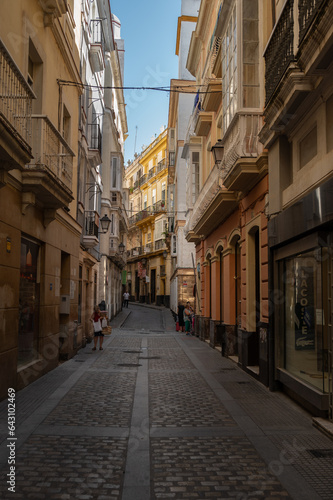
[151,269,156,303]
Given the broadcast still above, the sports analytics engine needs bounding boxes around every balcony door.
[151,269,156,303]
[18,237,40,367]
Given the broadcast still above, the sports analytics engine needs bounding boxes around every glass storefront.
[277,246,329,393]
[18,237,40,366]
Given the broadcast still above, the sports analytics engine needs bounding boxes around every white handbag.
[93,319,102,332]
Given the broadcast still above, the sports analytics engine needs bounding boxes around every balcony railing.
[129,200,167,225]
[152,200,167,212]
[264,0,295,105]
[27,115,74,191]
[90,19,105,54]
[84,210,99,238]
[155,239,167,251]
[156,159,167,174]
[0,39,34,150]
[87,123,101,153]
[299,0,327,43]
[136,206,152,222]
[139,174,147,185]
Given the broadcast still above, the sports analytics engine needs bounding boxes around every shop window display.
[277,247,329,393]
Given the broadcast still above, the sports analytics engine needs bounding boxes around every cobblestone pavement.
[0,304,333,499]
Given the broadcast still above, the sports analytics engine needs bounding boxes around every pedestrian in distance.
[123,290,130,308]
[91,305,104,350]
[177,302,185,332]
[184,302,192,335]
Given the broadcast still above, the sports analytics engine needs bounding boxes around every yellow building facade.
[125,130,171,305]
[0,0,82,397]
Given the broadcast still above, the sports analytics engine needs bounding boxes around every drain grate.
[308,449,333,458]
[123,350,142,353]
[117,363,142,367]
[139,356,161,360]
[237,381,250,384]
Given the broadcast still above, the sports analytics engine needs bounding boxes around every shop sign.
[295,266,315,350]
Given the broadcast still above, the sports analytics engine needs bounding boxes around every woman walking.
[91,305,104,350]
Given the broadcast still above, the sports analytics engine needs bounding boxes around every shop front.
[269,179,333,417]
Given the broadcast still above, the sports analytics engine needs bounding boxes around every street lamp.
[163,250,168,260]
[211,140,224,166]
[100,214,111,233]
[118,241,125,254]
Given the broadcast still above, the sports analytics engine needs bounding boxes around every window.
[152,188,156,206]
[110,214,114,235]
[28,39,43,114]
[169,151,175,166]
[171,234,177,256]
[143,194,147,209]
[78,265,82,324]
[222,7,237,132]
[162,182,166,203]
[192,151,200,205]
[111,157,118,188]
[62,105,71,144]
[112,192,117,202]
[299,126,317,169]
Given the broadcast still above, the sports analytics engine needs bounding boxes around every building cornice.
[175,15,198,56]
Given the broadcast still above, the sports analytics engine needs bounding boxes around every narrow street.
[0,304,333,500]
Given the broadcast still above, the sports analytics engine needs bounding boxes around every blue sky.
[110,0,180,165]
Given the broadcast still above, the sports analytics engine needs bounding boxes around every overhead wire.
[57,79,223,94]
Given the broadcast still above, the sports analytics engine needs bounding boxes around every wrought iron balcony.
[155,239,167,251]
[22,115,74,209]
[156,159,167,174]
[139,174,147,185]
[299,0,327,43]
[87,122,102,168]
[87,123,101,152]
[136,206,152,222]
[152,200,167,213]
[82,210,99,248]
[264,0,295,105]
[89,19,105,72]
[0,39,34,170]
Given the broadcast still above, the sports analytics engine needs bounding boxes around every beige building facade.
[0,0,82,397]
[125,130,171,306]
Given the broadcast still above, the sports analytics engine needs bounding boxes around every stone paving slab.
[0,435,127,500]
[149,372,236,428]
[0,306,333,500]
[43,371,136,428]
[151,436,292,499]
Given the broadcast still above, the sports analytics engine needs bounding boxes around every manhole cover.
[117,363,142,367]
[308,449,333,458]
